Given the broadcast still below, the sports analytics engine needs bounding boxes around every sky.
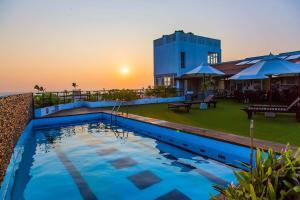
[1,0,300,92]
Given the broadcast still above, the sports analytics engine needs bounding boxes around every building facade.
[153,30,221,88]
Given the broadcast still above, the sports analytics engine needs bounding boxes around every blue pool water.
[10,120,237,200]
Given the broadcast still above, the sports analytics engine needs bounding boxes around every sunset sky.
[1,0,300,92]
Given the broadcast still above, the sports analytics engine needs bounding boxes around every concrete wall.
[0,93,33,184]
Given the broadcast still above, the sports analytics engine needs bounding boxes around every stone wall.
[0,93,33,184]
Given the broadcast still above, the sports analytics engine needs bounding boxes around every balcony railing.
[34,88,184,108]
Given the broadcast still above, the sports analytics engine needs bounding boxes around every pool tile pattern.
[194,168,228,187]
[110,157,138,169]
[160,151,228,186]
[96,147,118,156]
[155,189,191,200]
[127,170,161,190]
[54,144,97,200]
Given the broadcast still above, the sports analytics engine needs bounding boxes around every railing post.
[41,93,44,107]
[57,92,59,104]
[50,92,52,106]
[32,93,35,119]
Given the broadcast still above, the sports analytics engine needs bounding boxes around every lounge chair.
[184,94,217,108]
[168,103,191,112]
[242,97,300,120]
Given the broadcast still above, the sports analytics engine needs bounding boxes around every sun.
[120,66,129,75]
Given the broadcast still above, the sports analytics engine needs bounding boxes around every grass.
[120,99,300,147]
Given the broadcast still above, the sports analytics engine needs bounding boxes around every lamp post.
[249,119,254,183]
[297,75,300,121]
[268,75,272,105]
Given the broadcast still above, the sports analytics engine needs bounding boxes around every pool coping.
[40,107,297,153]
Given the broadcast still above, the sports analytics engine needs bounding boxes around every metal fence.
[34,88,185,108]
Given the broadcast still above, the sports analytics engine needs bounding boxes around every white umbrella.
[184,63,225,76]
[182,63,224,97]
[229,54,300,80]
[229,54,300,104]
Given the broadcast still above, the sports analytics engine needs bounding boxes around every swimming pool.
[1,113,249,200]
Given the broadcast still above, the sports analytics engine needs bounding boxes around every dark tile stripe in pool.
[96,147,118,156]
[155,189,191,200]
[110,156,138,169]
[194,168,228,187]
[127,170,161,190]
[160,151,228,187]
[53,145,98,200]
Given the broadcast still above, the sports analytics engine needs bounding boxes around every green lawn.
[120,100,300,147]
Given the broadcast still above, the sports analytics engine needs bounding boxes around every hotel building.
[153,30,221,90]
[153,31,300,98]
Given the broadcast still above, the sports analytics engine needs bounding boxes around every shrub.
[101,89,139,101]
[213,146,300,200]
[145,86,178,97]
[34,92,60,108]
[88,93,98,102]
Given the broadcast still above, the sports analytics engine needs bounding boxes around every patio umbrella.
[183,63,225,95]
[229,54,300,104]
[184,63,225,76]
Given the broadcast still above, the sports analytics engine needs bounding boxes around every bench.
[184,94,217,108]
[168,103,191,112]
[242,97,300,121]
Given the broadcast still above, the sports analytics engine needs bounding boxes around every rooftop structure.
[154,30,221,88]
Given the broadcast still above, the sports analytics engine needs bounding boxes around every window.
[180,51,185,68]
[208,52,219,64]
[164,77,171,86]
[155,77,163,86]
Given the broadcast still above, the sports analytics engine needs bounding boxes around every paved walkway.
[42,107,293,153]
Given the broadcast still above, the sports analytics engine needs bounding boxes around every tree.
[72,82,78,90]
[39,86,45,92]
[34,85,45,93]
[34,85,40,92]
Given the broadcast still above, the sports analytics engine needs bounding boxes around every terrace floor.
[42,99,300,152]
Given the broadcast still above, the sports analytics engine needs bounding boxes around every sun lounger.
[168,103,191,112]
[184,94,217,108]
[242,97,300,120]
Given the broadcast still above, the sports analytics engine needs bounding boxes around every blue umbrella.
[229,54,300,80]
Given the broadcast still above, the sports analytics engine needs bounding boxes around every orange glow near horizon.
[0,1,299,92]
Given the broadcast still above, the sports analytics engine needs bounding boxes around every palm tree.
[34,85,40,92]
[72,82,78,90]
[39,86,45,92]
[34,85,45,93]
